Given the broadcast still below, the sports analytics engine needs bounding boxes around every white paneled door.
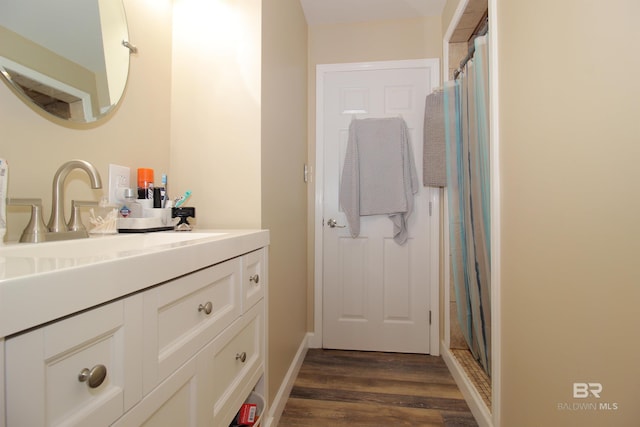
[320,60,439,353]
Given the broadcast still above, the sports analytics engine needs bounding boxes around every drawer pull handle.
[249,274,260,284]
[235,352,247,363]
[198,301,213,315]
[78,364,107,389]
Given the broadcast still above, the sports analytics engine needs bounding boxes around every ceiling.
[299,0,447,26]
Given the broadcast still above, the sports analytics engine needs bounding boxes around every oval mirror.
[0,0,132,124]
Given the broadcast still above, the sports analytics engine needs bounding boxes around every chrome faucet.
[47,160,102,234]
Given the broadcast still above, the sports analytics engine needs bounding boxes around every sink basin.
[0,231,226,259]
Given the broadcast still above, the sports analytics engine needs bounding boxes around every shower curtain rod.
[453,18,489,80]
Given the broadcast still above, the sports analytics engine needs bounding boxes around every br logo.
[573,383,602,398]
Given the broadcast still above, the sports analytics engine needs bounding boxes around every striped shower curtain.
[444,35,491,376]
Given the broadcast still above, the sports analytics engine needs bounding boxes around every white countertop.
[0,229,269,338]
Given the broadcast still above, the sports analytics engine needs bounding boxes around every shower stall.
[441,1,493,424]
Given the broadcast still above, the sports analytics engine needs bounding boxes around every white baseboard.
[307,331,321,348]
[262,333,310,427]
[441,343,493,427]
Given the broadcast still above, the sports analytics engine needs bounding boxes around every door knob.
[327,218,346,228]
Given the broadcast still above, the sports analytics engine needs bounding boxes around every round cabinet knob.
[249,274,260,284]
[235,352,247,363]
[198,301,213,315]
[78,364,107,389]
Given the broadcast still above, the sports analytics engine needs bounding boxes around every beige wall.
[170,0,262,228]
[309,17,442,65]
[0,0,173,242]
[307,16,443,329]
[261,0,309,409]
[497,1,640,425]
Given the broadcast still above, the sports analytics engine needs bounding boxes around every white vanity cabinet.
[243,248,266,311]
[141,258,243,394]
[111,356,200,427]
[2,233,268,427]
[121,247,267,427]
[199,301,264,426]
[0,338,4,427]
[4,295,144,426]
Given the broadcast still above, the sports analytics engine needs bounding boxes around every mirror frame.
[0,0,134,128]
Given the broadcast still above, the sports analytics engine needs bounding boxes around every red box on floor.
[237,403,257,425]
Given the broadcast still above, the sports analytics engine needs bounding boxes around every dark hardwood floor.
[278,349,478,427]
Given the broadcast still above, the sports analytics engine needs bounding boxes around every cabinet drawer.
[5,296,142,427]
[243,248,266,311]
[206,301,264,426]
[143,258,242,393]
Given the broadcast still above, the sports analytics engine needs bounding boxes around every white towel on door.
[339,117,419,244]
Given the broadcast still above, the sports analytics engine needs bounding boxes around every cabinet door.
[143,258,242,393]
[5,296,143,427]
[112,357,198,427]
[243,248,266,312]
[198,301,264,427]
[1,338,5,427]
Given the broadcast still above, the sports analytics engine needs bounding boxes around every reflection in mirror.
[0,0,132,124]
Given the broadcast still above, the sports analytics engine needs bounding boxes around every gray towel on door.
[423,91,446,187]
[339,117,419,245]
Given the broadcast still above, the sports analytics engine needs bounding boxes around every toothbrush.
[161,174,168,208]
[175,190,192,208]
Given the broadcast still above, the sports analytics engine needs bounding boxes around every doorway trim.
[311,59,441,356]
[441,1,501,426]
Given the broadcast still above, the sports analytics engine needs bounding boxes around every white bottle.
[120,188,142,218]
